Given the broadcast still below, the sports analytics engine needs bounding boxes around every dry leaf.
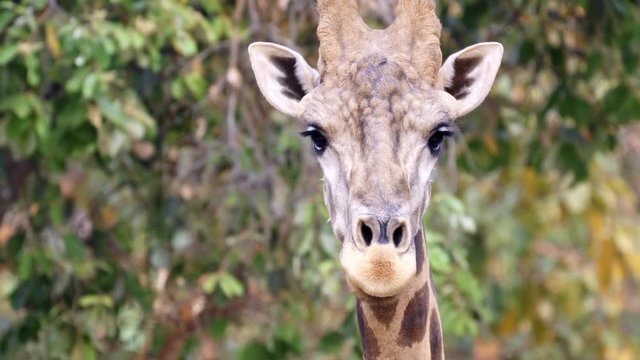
[0,224,16,247]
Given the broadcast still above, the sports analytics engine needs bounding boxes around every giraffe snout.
[355,215,410,250]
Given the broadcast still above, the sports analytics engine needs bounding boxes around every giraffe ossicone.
[249,0,502,358]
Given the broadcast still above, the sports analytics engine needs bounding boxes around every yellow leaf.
[595,182,616,209]
[588,210,605,242]
[614,227,640,279]
[597,238,614,292]
[482,134,499,155]
[611,259,625,292]
[70,341,84,360]
[100,206,119,230]
[614,227,634,253]
[498,309,518,336]
[521,168,541,201]
[562,182,591,214]
[623,252,640,280]
[45,23,61,59]
[606,344,636,360]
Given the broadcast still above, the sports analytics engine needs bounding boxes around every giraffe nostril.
[393,226,403,247]
[361,223,373,246]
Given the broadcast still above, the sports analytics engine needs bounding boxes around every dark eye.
[300,128,328,155]
[427,128,454,156]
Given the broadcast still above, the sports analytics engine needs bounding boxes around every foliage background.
[1,0,639,359]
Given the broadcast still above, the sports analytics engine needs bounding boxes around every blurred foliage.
[0,0,639,359]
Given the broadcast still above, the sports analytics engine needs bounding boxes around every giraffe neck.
[355,229,443,360]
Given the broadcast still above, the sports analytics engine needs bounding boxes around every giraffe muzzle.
[340,214,417,298]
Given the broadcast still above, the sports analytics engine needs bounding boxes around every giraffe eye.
[300,128,328,155]
[427,128,454,156]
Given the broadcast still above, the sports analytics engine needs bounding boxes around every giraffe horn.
[389,0,442,82]
[317,0,370,74]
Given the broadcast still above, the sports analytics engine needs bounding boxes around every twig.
[226,0,247,176]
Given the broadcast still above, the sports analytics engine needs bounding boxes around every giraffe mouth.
[340,242,416,298]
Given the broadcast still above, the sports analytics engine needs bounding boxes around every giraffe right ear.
[437,42,503,118]
[248,42,320,118]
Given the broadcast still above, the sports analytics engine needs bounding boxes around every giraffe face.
[249,39,502,299]
[298,55,454,297]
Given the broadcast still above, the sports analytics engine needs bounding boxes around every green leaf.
[173,31,197,57]
[236,342,272,360]
[17,252,34,279]
[602,84,640,123]
[71,339,98,360]
[58,100,88,129]
[0,93,32,118]
[63,234,86,262]
[455,271,482,304]
[96,96,129,128]
[117,302,145,351]
[558,92,591,125]
[25,54,40,86]
[183,72,207,98]
[79,294,114,308]
[557,143,588,181]
[218,272,244,298]
[66,67,91,93]
[0,44,18,65]
[201,273,218,294]
[208,318,227,340]
[82,73,99,99]
[318,331,344,353]
[0,11,15,33]
[429,245,452,273]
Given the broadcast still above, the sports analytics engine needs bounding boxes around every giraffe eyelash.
[429,122,458,138]
[300,126,329,154]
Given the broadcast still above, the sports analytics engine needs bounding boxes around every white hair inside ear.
[248,42,320,118]
[437,42,503,118]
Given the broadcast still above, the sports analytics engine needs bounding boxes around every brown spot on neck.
[366,298,399,328]
[397,282,430,347]
[430,308,443,360]
[357,300,381,359]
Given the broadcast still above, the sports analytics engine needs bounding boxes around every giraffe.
[248,0,502,358]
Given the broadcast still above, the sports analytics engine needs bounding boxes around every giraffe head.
[249,0,502,299]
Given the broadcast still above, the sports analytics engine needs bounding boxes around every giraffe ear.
[248,42,320,118]
[437,42,503,118]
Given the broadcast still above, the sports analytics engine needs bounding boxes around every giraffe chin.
[340,242,416,298]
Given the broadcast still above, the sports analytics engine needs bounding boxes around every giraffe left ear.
[248,42,319,118]
[437,42,503,118]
